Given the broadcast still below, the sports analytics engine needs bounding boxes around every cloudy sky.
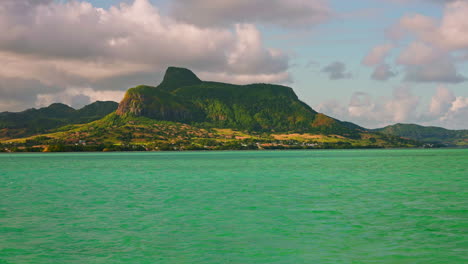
[1,0,467,129]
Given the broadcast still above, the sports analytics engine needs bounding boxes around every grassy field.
[0,114,421,152]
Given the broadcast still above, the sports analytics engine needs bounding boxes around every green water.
[1,149,467,263]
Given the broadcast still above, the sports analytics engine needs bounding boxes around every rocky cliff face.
[116,67,206,122]
[116,85,204,122]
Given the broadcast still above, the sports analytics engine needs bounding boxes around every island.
[1,67,466,152]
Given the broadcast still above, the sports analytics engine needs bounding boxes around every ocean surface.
[1,149,467,263]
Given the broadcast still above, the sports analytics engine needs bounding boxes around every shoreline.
[1,146,466,154]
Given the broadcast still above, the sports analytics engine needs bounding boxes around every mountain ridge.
[374,123,468,146]
[0,101,118,140]
[116,67,360,136]
[1,67,465,151]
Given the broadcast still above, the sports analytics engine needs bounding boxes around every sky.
[0,0,467,129]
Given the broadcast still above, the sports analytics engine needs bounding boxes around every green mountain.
[1,67,424,151]
[374,123,468,146]
[116,67,359,136]
[0,101,118,139]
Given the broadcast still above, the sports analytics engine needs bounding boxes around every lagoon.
[1,149,467,263]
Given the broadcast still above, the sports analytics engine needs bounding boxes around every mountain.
[116,67,360,136]
[76,101,120,121]
[1,67,423,151]
[0,101,118,139]
[374,123,468,147]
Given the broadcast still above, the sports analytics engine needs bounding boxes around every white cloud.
[365,0,468,83]
[436,1,468,50]
[451,96,468,112]
[36,88,125,109]
[226,24,289,74]
[363,44,398,81]
[0,0,292,111]
[348,92,376,118]
[198,71,292,85]
[384,87,420,122]
[170,0,332,28]
[397,1,468,54]
[428,89,468,129]
[395,14,437,40]
[385,0,467,3]
[371,64,397,81]
[363,43,394,66]
[317,86,420,128]
[316,86,468,129]
[429,86,456,116]
[397,42,439,65]
[395,42,466,83]
[403,59,466,83]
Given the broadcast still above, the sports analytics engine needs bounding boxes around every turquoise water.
[1,149,467,263]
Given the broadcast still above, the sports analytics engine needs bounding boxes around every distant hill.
[0,101,118,139]
[374,123,468,147]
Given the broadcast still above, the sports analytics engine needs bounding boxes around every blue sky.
[0,0,467,128]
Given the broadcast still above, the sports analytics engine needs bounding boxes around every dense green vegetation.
[374,123,468,147]
[2,67,461,152]
[0,101,118,139]
[117,67,360,136]
[0,113,421,152]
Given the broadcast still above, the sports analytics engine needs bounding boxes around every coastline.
[1,145,463,153]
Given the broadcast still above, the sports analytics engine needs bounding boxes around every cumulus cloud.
[396,42,466,83]
[348,92,377,118]
[371,64,397,81]
[0,0,289,74]
[226,24,289,74]
[384,0,468,7]
[170,0,332,28]
[403,60,466,83]
[363,44,397,80]
[316,86,468,129]
[385,87,421,122]
[365,0,468,83]
[321,61,352,80]
[317,86,419,128]
[443,96,468,129]
[396,42,438,65]
[428,86,456,116]
[363,43,394,66]
[0,76,59,111]
[0,72,125,111]
[0,0,291,111]
[425,87,468,128]
[397,1,468,83]
[36,88,125,109]
[197,71,292,85]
